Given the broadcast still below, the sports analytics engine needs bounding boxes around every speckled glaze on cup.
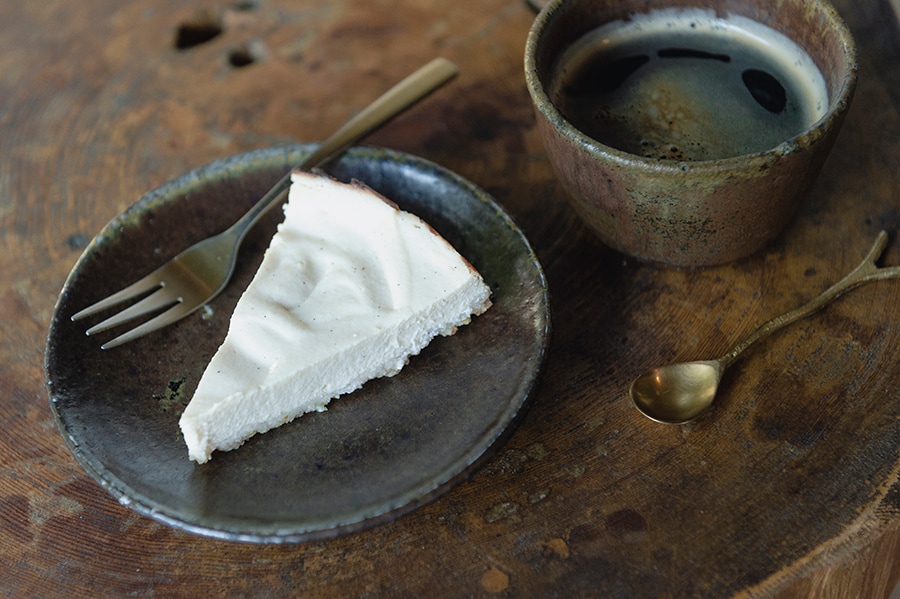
[525,0,857,266]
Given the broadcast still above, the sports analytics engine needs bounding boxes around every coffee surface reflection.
[550,9,829,161]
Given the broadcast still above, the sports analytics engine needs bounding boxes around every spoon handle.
[720,231,900,368]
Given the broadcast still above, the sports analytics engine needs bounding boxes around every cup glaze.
[525,0,857,266]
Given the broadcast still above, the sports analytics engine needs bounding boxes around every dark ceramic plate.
[44,145,550,543]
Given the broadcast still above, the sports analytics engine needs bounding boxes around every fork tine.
[85,287,179,336]
[71,270,164,321]
[99,301,200,350]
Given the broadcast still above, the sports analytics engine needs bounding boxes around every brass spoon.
[630,231,900,424]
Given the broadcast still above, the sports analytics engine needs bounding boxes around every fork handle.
[224,57,459,242]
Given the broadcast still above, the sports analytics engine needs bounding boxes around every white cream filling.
[179,171,491,463]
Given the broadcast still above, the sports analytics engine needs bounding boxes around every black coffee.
[550,9,829,161]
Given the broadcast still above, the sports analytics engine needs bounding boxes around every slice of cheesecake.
[179,170,492,464]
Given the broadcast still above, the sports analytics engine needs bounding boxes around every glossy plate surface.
[45,145,550,542]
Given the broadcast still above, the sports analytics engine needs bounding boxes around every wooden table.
[2,0,899,596]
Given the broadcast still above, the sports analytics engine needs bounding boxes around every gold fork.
[71,57,458,349]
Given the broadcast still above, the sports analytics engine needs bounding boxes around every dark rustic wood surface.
[2,0,900,596]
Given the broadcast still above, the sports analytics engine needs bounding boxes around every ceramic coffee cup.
[525,0,857,266]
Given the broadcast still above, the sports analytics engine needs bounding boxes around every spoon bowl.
[631,231,900,424]
[630,361,722,424]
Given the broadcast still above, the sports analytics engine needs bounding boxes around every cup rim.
[524,0,858,172]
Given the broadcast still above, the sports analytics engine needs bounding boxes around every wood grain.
[2,0,899,596]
